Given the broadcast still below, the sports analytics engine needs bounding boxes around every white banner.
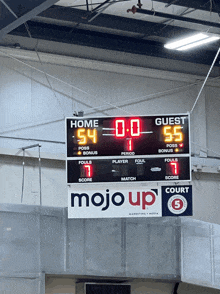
[68,186,162,219]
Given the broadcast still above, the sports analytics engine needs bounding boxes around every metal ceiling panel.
[9,20,219,65]
[3,1,220,65]
[0,0,59,40]
[153,0,220,13]
[135,8,220,29]
[37,6,193,39]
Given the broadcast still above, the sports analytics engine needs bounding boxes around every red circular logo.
[171,198,184,210]
[168,195,187,214]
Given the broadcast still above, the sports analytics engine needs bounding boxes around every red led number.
[130,119,140,137]
[115,119,141,138]
[128,139,133,151]
[115,120,125,137]
[170,162,179,175]
[83,164,92,177]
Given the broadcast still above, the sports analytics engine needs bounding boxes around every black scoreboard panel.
[66,114,190,158]
[67,156,191,183]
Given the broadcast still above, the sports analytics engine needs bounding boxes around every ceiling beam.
[37,6,194,39]
[8,21,220,66]
[153,0,220,14]
[134,8,220,29]
[0,0,59,40]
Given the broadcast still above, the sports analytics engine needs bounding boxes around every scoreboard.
[67,156,190,183]
[66,114,191,183]
[66,115,189,157]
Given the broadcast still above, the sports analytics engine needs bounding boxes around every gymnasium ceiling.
[0,0,220,65]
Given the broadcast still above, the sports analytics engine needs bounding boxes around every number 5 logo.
[168,195,187,214]
[173,199,182,210]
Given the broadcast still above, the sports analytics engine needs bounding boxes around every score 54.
[77,129,97,145]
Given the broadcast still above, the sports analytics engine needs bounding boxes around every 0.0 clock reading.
[66,115,189,157]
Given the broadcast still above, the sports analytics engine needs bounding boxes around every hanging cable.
[1,56,220,135]
[0,0,18,18]
[0,1,65,117]
[1,9,220,118]
[85,75,220,114]
[0,0,137,116]
[0,62,109,120]
[190,46,220,113]
[24,24,66,118]
[0,49,90,94]
[0,0,126,115]
[210,0,213,13]
[0,49,134,115]
[1,45,220,117]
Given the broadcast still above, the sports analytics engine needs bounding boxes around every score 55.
[163,126,183,143]
[76,128,97,145]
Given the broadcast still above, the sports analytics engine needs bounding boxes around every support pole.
[38,145,42,206]
[21,149,25,203]
[20,143,42,205]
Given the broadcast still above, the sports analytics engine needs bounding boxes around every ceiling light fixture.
[164,33,220,51]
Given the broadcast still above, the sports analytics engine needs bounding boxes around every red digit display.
[84,164,92,177]
[115,118,141,138]
[170,162,179,175]
[130,119,141,137]
[115,120,125,137]
[127,139,133,151]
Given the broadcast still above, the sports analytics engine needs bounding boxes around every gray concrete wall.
[0,275,44,294]
[0,204,181,280]
[181,218,220,289]
[1,204,220,292]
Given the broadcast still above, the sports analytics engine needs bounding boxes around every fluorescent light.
[164,33,220,51]
[177,36,220,51]
[164,33,209,49]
